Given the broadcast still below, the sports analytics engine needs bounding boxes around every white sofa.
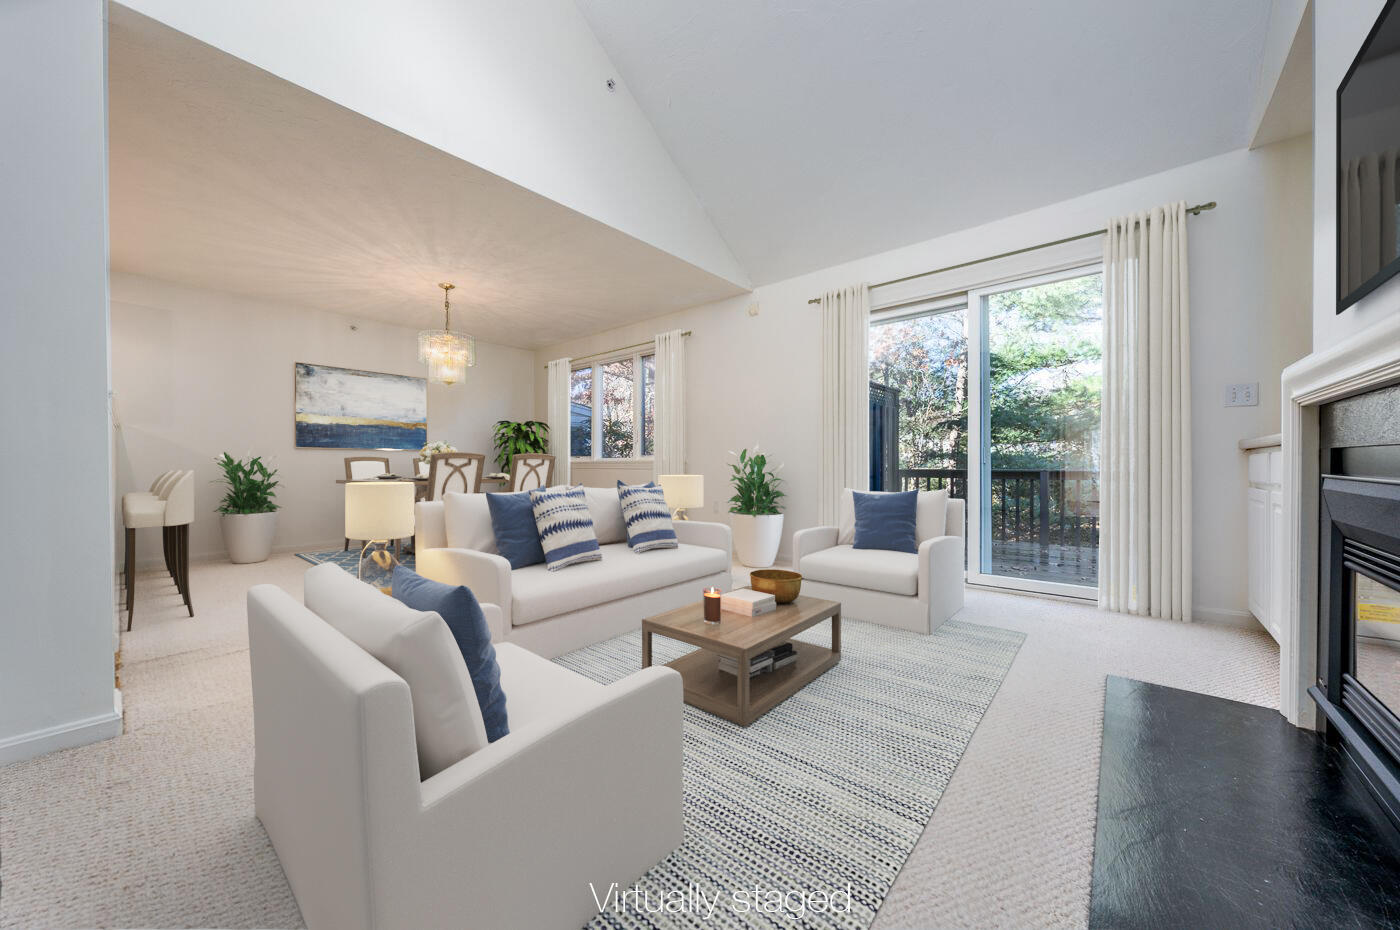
[414,490,732,657]
[248,572,683,930]
[793,491,965,634]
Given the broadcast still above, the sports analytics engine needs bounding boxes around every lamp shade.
[345,481,416,540]
[658,474,704,511]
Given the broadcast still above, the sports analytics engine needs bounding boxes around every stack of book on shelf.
[720,588,777,616]
[718,642,797,679]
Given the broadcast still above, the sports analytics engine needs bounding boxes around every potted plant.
[491,420,550,472]
[728,447,785,568]
[216,453,280,564]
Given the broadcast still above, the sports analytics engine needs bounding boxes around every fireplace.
[1312,385,1400,827]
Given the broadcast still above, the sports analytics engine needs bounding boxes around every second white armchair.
[793,489,965,634]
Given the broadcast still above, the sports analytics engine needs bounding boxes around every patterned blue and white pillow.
[618,484,678,552]
[529,485,602,571]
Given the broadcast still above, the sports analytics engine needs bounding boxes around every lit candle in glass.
[703,586,722,623]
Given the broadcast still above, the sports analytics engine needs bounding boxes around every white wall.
[0,0,121,763]
[111,274,536,565]
[114,0,747,289]
[537,138,1314,624]
[1313,0,1400,350]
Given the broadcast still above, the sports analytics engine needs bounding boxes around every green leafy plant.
[214,453,279,514]
[491,420,550,472]
[728,448,784,515]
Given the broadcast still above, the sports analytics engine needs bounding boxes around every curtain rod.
[805,201,1216,305]
[541,331,691,369]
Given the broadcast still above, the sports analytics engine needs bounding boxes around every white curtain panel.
[818,285,871,526]
[546,357,571,487]
[1339,150,1400,298]
[652,329,686,481]
[1099,202,1192,620]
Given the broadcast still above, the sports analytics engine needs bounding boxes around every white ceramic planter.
[730,513,784,568]
[223,511,278,564]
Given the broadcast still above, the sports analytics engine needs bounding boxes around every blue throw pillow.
[616,480,656,489]
[852,490,919,553]
[530,485,602,570]
[618,484,678,551]
[486,491,545,569]
[391,566,509,742]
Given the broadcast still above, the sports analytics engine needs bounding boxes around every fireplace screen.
[1356,573,1400,714]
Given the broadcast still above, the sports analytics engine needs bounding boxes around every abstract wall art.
[293,362,427,450]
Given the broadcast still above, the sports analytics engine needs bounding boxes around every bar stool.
[122,469,194,630]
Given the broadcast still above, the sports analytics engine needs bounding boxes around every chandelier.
[417,282,475,385]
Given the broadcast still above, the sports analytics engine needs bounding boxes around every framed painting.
[293,362,427,450]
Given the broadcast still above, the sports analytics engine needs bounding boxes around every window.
[571,351,655,460]
[641,354,656,457]
[569,368,592,457]
[869,266,1103,598]
[600,358,635,458]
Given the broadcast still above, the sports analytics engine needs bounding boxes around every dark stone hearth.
[1090,676,1400,930]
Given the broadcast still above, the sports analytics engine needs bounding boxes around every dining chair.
[344,457,390,550]
[426,452,485,500]
[122,469,194,630]
[509,453,555,492]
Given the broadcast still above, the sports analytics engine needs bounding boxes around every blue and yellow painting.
[294,363,427,450]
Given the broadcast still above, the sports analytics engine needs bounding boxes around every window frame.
[965,261,1104,601]
[570,348,656,463]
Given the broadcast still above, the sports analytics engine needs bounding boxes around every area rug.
[295,549,415,588]
[554,618,1024,929]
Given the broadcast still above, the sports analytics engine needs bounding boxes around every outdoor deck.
[988,541,1098,588]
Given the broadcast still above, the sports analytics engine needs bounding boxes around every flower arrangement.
[728,448,784,515]
[419,440,457,463]
[214,453,279,515]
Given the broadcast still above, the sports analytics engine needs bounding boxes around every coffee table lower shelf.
[666,641,838,726]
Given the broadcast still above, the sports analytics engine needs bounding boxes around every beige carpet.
[0,555,1278,929]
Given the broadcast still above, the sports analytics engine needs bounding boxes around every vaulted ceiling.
[574,0,1277,285]
[107,6,747,349]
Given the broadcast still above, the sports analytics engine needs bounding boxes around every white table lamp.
[658,474,704,520]
[345,481,416,581]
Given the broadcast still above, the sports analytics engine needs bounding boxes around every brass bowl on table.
[749,569,802,604]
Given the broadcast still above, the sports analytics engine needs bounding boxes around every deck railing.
[898,467,1099,555]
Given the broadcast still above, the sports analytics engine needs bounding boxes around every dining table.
[333,476,512,490]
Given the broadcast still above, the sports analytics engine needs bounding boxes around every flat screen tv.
[1338,0,1400,313]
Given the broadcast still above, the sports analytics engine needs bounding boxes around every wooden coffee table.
[642,595,841,726]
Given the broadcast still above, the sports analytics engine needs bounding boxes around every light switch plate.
[1225,382,1259,407]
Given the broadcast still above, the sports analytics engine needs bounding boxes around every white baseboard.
[1191,605,1265,631]
[965,583,1268,634]
[0,689,123,765]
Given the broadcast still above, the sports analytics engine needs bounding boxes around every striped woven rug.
[554,618,1024,929]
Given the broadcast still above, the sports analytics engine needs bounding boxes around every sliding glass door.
[870,266,1102,598]
[967,266,1102,596]
[869,299,969,505]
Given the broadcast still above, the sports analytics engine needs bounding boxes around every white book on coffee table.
[721,588,777,616]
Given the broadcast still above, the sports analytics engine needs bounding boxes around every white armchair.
[248,581,683,930]
[793,491,965,634]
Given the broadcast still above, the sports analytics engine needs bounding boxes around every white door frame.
[965,262,1103,599]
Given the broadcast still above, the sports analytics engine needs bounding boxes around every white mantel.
[1281,310,1400,727]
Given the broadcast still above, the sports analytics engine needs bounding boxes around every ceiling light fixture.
[417,283,476,386]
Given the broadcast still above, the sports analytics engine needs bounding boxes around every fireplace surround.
[1280,311,1400,729]
[1310,385,1400,826]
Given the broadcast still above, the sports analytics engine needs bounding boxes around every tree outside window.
[571,351,656,460]
[600,358,635,458]
[570,367,592,457]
